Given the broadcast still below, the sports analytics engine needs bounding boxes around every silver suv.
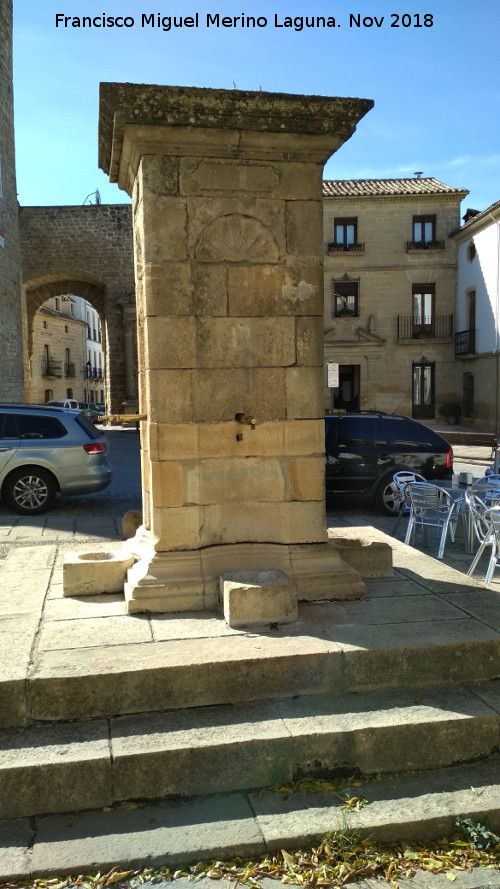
[0,404,112,514]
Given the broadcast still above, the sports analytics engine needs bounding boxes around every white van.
[45,399,80,410]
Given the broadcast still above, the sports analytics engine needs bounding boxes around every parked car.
[325,411,453,515]
[0,404,112,514]
[45,398,80,410]
[78,402,105,423]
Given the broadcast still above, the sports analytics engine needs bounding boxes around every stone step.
[3,757,500,883]
[24,605,500,726]
[2,681,500,821]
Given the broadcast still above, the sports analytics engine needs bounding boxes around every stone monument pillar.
[98,84,373,613]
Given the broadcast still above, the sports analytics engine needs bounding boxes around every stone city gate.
[18,204,137,411]
[98,83,373,616]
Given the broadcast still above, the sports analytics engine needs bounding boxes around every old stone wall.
[0,0,24,401]
[19,203,135,411]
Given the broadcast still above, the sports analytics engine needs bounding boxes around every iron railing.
[455,328,476,355]
[42,359,62,378]
[406,240,445,252]
[64,362,76,378]
[397,315,453,340]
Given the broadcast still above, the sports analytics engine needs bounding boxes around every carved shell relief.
[194,213,279,263]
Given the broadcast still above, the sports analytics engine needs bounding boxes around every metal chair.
[391,471,426,537]
[404,482,459,560]
[467,505,500,587]
[471,475,500,506]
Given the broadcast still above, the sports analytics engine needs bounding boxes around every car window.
[0,413,68,439]
[74,415,105,440]
[386,418,443,448]
[336,417,388,447]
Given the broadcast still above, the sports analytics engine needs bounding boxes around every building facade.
[451,200,500,432]
[322,178,468,420]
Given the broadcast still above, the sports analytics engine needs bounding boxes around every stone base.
[124,540,366,614]
[329,535,393,577]
[63,550,135,597]
[221,570,298,628]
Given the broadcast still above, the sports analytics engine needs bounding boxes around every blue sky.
[13,0,500,214]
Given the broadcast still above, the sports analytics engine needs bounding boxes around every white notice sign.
[327,363,339,388]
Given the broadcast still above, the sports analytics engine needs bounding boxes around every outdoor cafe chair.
[404,481,459,560]
[466,504,500,587]
[471,475,500,506]
[391,470,426,537]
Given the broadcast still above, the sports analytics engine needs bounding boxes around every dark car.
[0,404,112,514]
[325,411,453,515]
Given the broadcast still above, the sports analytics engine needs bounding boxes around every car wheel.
[376,477,404,516]
[4,468,57,515]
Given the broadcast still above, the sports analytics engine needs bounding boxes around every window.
[334,217,357,248]
[42,320,48,330]
[333,276,359,317]
[413,215,436,244]
[467,241,476,262]
[412,360,435,418]
[54,297,61,311]
[412,284,435,336]
[0,414,68,440]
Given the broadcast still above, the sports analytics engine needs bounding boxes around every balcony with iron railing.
[65,362,76,378]
[455,328,476,355]
[42,359,62,378]
[406,240,445,252]
[397,314,453,341]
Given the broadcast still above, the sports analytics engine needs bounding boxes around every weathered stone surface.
[285,366,324,418]
[138,194,188,263]
[196,458,285,504]
[284,419,325,456]
[286,201,323,258]
[295,317,324,366]
[287,457,325,501]
[147,370,193,423]
[198,421,283,458]
[221,570,298,628]
[196,317,295,368]
[143,262,193,316]
[289,542,366,600]
[192,368,285,422]
[151,506,202,551]
[181,158,280,196]
[144,316,196,368]
[150,461,184,508]
[190,202,284,261]
[63,550,135,597]
[330,535,393,577]
[192,263,228,315]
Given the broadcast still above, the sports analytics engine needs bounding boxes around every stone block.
[124,550,205,613]
[201,543,293,600]
[329,536,393,577]
[288,457,325,501]
[147,370,193,423]
[196,457,285,504]
[143,262,193,316]
[227,266,288,317]
[289,542,366,601]
[150,461,184,508]
[279,501,328,543]
[281,265,324,315]
[187,197,285,259]
[140,195,188,263]
[144,317,196,369]
[63,550,135,597]
[284,419,325,456]
[140,154,179,196]
[221,570,298,628]
[180,158,279,196]
[275,163,323,199]
[285,366,324,419]
[192,368,285,422]
[192,263,228,315]
[151,505,201,551]
[286,200,323,258]
[199,421,283,458]
[201,502,283,546]
[295,317,324,366]
[156,423,199,460]
[196,317,295,368]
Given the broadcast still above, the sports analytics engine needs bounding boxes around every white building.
[451,200,500,430]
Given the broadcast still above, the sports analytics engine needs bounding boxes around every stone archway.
[19,204,136,411]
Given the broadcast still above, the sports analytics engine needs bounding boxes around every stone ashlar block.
[147,370,193,424]
[187,196,286,259]
[201,500,326,548]
[142,262,193,316]
[295,317,324,367]
[192,263,228,316]
[144,316,196,369]
[289,542,366,601]
[285,367,324,419]
[63,550,135,597]
[150,461,184,508]
[192,368,285,422]
[284,419,325,456]
[140,154,179,197]
[140,196,188,263]
[198,421,283,458]
[154,423,199,460]
[329,535,393,578]
[286,200,323,258]
[196,317,296,368]
[221,570,298,628]
[151,505,202,551]
[194,457,285,505]
[180,158,279,196]
[227,266,289,317]
[287,457,325,501]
